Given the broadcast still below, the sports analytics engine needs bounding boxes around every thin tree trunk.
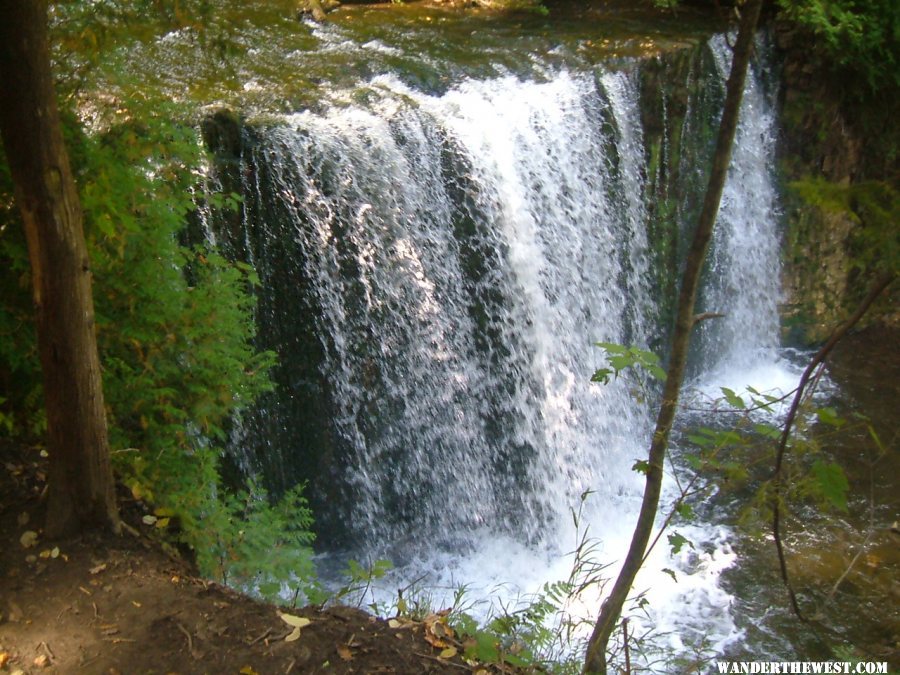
[0,0,119,537]
[583,2,764,671]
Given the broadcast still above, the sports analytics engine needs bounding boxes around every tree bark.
[0,0,119,537]
[583,2,764,672]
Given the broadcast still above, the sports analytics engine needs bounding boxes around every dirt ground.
[0,445,516,675]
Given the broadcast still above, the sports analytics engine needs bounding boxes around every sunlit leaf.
[720,387,745,409]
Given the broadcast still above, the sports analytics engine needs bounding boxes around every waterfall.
[243,70,654,552]
[220,36,786,661]
[695,36,787,394]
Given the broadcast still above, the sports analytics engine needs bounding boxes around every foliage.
[328,558,394,611]
[0,143,43,437]
[777,0,900,94]
[196,478,318,602]
[681,382,854,525]
[435,495,611,674]
[0,93,318,593]
[592,342,666,407]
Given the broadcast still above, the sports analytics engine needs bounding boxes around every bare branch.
[771,272,894,621]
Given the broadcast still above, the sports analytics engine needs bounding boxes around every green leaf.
[683,453,703,470]
[503,652,531,668]
[811,460,849,512]
[471,632,500,662]
[591,368,613,385]
[632,459,650,475]
[259,581,281,598]
[661,567,678,582]
[647,364,667,381]
[595,341,628,355]
[720,387,746,410]
[753,423,782,440]
[608,354,633,371]
[815,407,845,427]
[675,502,694,520]
[667,532,693,555]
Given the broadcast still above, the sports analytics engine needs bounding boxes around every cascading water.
[243,69,655,552]
[220,33,787,664]
[695,35,789,395]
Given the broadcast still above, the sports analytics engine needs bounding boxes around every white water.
[694,36,800,403]
[236,38,788,667]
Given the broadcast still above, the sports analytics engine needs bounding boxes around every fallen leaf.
[439,647,458,659]
[0,652,8,668]
[423,615,454,648]
[50,547,60,559]
[278,612,311,628]
[388,619,402,629]
[423,634,447,649]
[337,645,353,661]
[33,654,50,668]
[19,530,38,548]
[131,601,142,608]
[39,549,52,559]
[239,667,259,675]
[89,563,107,575]
[141,514,157,526]
[154,517,170,529]
[284,627,302,642]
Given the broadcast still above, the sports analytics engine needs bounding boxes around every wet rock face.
[201,108,243,163]
[774,21,898,344]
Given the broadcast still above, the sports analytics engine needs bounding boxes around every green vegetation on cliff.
[0,99,318,599]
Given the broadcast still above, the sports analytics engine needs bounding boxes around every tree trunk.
[0,0,119,537]
[583,1,764,672]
